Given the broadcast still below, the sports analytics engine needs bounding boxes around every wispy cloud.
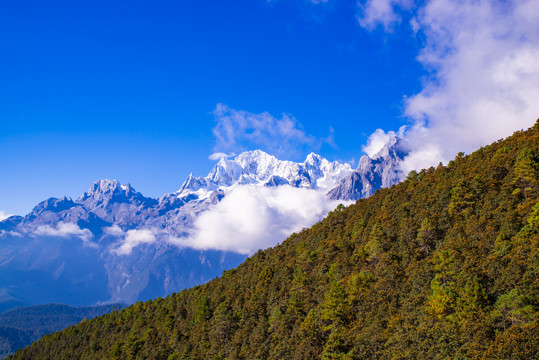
[107,226,157,255]
[208,152,235,161]
[34,223,94,245]
[357,0,414,31]
[103,224,124,237]
[180,185,347,254]
[0,211,12,221]
[212,103,333,159]
[0,230,23,238]
[359,0,539,171]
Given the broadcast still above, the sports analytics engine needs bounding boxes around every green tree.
[417,218,436,256]
[492,289,534,331]
[512,148,538,199]
[526,202,539,230]
[365,224,384,261]
[321,282,350,331]
[321,326,350,360]
[210,302,234,343]
[193,296,211,326]
[426,251,458,320]
[448,179,476,216]
[455,276,487,323]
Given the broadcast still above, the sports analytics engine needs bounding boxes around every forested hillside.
[11,122,539,359]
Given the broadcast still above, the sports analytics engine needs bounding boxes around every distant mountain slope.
[0,146,405,309]
[0,327,30,360]
[11,122,539,359]
[0,303,123,358]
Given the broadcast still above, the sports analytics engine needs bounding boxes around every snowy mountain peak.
[371,135,407,160]
[29,196,78,217]
[177,150,354,196]
[223,150,280,178]
[178,173,207,193]
[84,179,138,197]
[85,179,122,196]
[235,149,274,163]
[77,179,155,211]
[305,152,323,165]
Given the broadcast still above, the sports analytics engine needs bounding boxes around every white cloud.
[361,0,539,172]
[212,103,332,159]
[103,224,124,237]
[358,0,414,31]
[208,152,234,161]
[0,211,12,221]
[110,228,157,255]
[180,185,347,254]
[34,223,94,244]
[0,230,23,238]
[363,127,405,157]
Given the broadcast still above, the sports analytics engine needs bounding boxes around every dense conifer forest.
[10,122,539,359]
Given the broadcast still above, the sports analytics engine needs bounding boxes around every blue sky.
[1,0,538,216]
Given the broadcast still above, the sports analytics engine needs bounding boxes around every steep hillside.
[10,123,539,359]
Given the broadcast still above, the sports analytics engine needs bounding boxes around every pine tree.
[512,148,538,199]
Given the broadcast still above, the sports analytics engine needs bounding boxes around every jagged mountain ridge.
[7,144,405,236]
[0,141,407,309]
[5,150,358,236]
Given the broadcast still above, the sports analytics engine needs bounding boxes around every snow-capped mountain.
[177,150,353,197]
[0,142,407,310]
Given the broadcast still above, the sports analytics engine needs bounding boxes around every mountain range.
[0,136,406,309]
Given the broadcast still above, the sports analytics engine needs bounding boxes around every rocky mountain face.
[0,140,407,309]
[328,135,407,200]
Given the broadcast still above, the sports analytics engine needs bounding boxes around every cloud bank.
[181,185,346,254]
[212,103,333,159]
[359,0,539,172]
